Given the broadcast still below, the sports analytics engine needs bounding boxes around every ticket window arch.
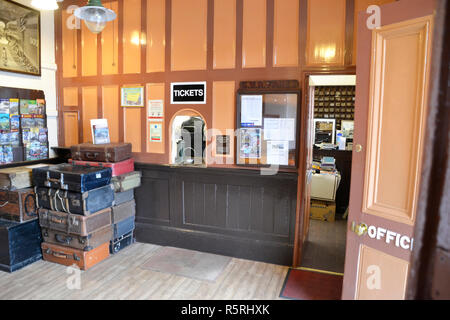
[169,109,208,165]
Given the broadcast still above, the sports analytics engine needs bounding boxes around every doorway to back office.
[301,74,356,275]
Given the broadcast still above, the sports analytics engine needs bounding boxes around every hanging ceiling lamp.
[31,0,63,10]
[74,0,116,34]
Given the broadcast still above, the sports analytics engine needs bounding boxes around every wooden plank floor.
[0,243,289,300]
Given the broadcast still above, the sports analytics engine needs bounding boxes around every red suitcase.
[68,158,134,177]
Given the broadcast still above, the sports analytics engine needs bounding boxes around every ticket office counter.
[134,163,298,266]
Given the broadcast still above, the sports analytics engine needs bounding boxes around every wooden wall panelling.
[102,85,120,143]
[213,0,237,69]
[63,111,80,147]
[81,86,98,143]
[123,0,142,74]
[211,81,235,165]
[306,0,347,66]
[146,83,165,154]
[242,0,267,68]
[102,0,119,75]
[273,0,299,67]
[62,9,78,78]
[147,0,166,73]
[63,87,78,106]
[352,0,397,65]
[81,21,98,76]
[171,0,208,71]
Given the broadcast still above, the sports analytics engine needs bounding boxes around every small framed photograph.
[121,86,144,107]
[91,119,110,144]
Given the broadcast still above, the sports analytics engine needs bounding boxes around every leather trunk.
[70,143,132,163]
[38,207,111,237]
[68,158,134,177]
[0,219,42,273]
[35,184,114,216]
[32,163,112,193]
[0,188,38,223]
[112,215,135,239]
[0,164,49,190]
[111,200,136,224]
[41,242,109,270]
[111,171,141,192]
[110,231,135,254]
[41,225,112,251]
[114,189,134,206]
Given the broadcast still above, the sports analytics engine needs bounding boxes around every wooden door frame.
[293,68,356,268]
[406,0,449,300]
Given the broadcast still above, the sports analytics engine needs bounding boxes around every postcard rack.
[0,86,49,164]
[236,80,301,169]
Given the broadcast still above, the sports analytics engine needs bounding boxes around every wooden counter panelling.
[134,163,298,265]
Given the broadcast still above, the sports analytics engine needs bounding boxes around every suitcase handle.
[55,234,73,245]
[50,217,65,224]
[85,152,99,159]
[45,248,80,261]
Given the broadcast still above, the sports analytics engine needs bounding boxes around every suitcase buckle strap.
[55,233,72,245]
[46,173,68,190]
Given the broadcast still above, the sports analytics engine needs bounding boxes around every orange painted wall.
[102,0,119,75]
[213,0,236,69]
[171,0,207,71]
[123,0,142,74]
[242,0,267,68]
[57,0,355,166]
[306,0,346,66]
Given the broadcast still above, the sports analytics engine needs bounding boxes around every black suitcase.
[35,184,115,216]
[110,231,135,254]
[0,219,42,273]
[114,189,134,206]
[112,215,135,239]
[32,164,112,193]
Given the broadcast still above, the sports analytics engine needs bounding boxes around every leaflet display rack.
[0,86,49,164]
[236,80,301,169]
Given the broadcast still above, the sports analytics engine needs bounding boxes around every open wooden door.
[342,0,435,299]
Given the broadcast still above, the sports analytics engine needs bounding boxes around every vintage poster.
[239,128,261,159]
[121,87,144,107]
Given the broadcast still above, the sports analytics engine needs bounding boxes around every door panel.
[342,0,434,300]
[363,16,433,226]
[356,245,409,300]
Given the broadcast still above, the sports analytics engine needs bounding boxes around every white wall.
[0,0,58,157]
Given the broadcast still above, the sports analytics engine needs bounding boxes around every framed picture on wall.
[0,0,41,76]
[121,86,145,107]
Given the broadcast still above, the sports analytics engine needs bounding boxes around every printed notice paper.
[267,140,289,165]
[263,118,296,141]
[150,123,162,142]
[241,95,263,127]
[148,100,164,121]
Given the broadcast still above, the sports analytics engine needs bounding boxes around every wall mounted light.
[74,0,117,34]
[31,0,63,10]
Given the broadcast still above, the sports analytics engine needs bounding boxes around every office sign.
[171,82,206,104]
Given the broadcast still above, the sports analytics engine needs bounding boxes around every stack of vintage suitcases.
[33,142,141,270]
[0,164,48,272]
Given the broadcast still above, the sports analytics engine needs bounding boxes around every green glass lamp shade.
[74,0,117,34]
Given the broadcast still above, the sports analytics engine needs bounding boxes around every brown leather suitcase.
[41,225,113,251]
[111,199,136,224]
[70,143,132,163]
[0,188,37,223]
[38,207,111,237]
[41,242,110,270]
